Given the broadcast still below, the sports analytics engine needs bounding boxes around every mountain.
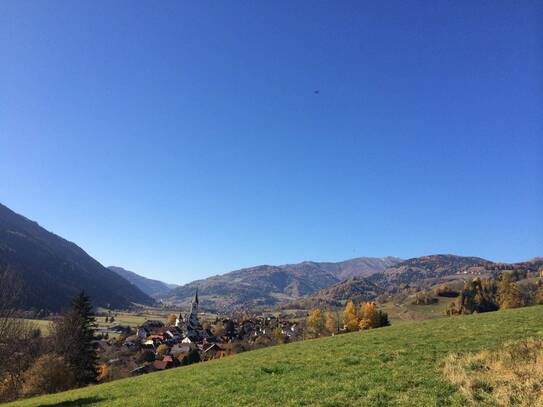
[0,203,154,312]
[167,257,402,311]
[108,266,177,299]
[285,276,384,309]
[375,254,494,286]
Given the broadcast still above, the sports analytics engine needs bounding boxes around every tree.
[167,313,177,326]
[325,311,340,335]
[212,321,225,336]
[459,278,499,314]
[343,301,359,332]
[446,301,459,316]
[0,267,40,402]
[498,273,523,309]
[52,291,98,386]
[358,302,389,330]
[181,349,200,366]
[156,344,169,356]
[272,326,286,343]
[96,363,110,382]
[22,354,75,397]
[137,350,155,364]
[307,309,325,337]
[359,302,378,327]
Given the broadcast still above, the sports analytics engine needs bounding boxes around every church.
[175,289,208,341]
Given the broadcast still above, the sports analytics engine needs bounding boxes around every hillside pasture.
[8,305,543,406]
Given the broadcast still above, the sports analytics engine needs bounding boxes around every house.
[153,355,177,370]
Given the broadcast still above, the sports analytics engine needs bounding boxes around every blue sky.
[1,1,542,284]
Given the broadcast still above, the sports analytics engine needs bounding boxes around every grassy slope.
[8,306,543,407]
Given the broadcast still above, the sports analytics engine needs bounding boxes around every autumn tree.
[272,326,287,343]
[307,308,325,337]
[22,354,75,397]
[96,363,110,382]
[459,278,499,314]
[212,321,225,336]
[343,300,359,332]
[156,344,169,356]
[498,273,523,309]
[52,291,98,386]
[357,302,389,330]
[167,313,177,326]
[325,311,340,335]
[0,267,41,402]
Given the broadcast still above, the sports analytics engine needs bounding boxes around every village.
[96,290,303,378]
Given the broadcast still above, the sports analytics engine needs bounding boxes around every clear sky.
[1,1,542,284]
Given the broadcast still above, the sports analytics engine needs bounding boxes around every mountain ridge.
[167,256,402,311]
[108,266,178,299]
[0,203,154,312]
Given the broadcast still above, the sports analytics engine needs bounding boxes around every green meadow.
[8,306,543,407]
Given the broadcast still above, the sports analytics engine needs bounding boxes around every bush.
[412,291,438,305]
[181,349,200,366]
[156,344,169,356]
[434,285,460,298]
[137,350,155,364]
[22,354,75,397]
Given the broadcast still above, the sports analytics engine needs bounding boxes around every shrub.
[434,285,460,298]
[181,349,201,366]
[156,344,169,356]
[412,291,438,305]
[22,354,75,397]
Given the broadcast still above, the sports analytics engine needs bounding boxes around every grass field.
[8,305,543,406]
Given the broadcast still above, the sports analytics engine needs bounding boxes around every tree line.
[0,267,98,402]
[446,270,543,316]
[306,300,390,338]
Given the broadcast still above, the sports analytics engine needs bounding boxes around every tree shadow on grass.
[45,396,107,406]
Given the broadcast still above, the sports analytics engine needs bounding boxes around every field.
[8,305,543,407]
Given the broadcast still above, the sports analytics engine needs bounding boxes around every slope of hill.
[10,305,543,406]
[371,254,493,286]
[108,266,177,299]
[167,257,401,311]
[285,276,383,309]
[0,203,154,312]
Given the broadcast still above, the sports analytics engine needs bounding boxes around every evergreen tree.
[52,291,98,386]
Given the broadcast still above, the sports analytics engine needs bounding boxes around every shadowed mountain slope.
[0,203,154,312]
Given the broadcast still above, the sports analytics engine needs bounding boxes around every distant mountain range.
[292,255,543,309]
[2,202,540,314]
[167,257,402,311]
[108,266,178,299]
[0,203,154,312]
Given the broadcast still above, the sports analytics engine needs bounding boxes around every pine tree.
[53,291,98,386]
[343,300,359,332]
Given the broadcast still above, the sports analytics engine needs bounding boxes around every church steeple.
[190,288,199,315]
[187,288,201,329]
